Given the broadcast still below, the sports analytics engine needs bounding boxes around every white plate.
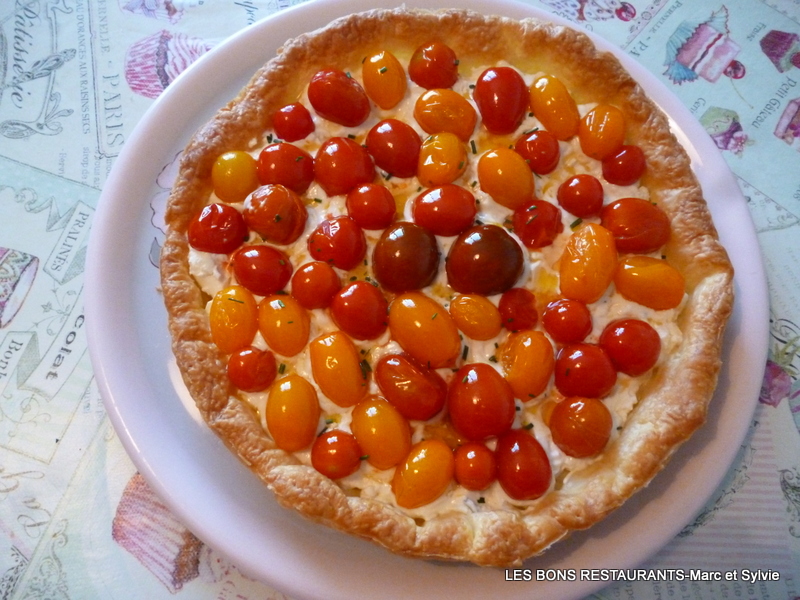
[86,0,769,598]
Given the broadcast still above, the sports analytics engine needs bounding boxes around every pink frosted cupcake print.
[760,30,800,73]
[0,247,39,328]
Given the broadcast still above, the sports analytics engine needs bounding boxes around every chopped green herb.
[274,214,282,222]
[379,66,388,73]
[470,140,477,154]
[278,363,286,374]
[227,297,244,304]
[523,422,534,430]
[488,355,498,363]
[477,497,485,504]
[462,345,469,360]
[570,218,583,229]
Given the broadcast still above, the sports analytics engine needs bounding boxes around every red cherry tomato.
[330,281,389,340]
[346,184,396,230]
[514,129,560,175]
[311,430,363,480]
[495,429,552,500]
[375,354,447,421]
[555,343,617,398]
[473,67,528,135]
[453,442,496,491]
[412,184,476,237]
[599,318,661,376]
[557,174,604,218]
[541,298,592,344]
[448,363,516,440]
[307,69,370,127]
[226,346,277,392]
[408,41,459,89]
[599,197,671,254]
[446,225,523,296]
[271,103,315,142]
[512,200,564,249]
[230,245,293,297]
[314,137,375,197]
[365,119,421,178]
[373,222,440,292]
[290,261,341,310]
[602,145,646,186]
[256,143,314,195]
[307,216,367,271]
[243,184,307,245]
[550,397,612,458]
[498,288,538,332]
[187,203,247,254]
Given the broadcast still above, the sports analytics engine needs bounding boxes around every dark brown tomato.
[373,222,440,293]
[446,225,523,296]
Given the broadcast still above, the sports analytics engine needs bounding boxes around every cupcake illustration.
[775,98,800,150]
[540,0,636,22]
[119,0,203,23]
[124,30,213,99]
[699,106,750,155]
[0,248,39,328]
[760,30,800,73]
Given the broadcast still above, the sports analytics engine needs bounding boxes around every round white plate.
[86,0,768,598]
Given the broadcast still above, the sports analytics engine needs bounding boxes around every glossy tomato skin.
[307,216,367,271]
[373,222,439,293]
[212,151,260,203]
[555,343,617,398]
[362,51,407,110]
[290,261,341,310]
[307,69,370,127]
[226,346,277,392]
[600,197,670,254]
[346,184,396,230]
[559,223,617,304]
[529,75,580,141]
[417,132,467,187]
[366,119,421,178]
[209,286,258,354]
[408,41,459,89]
[266,375,320,452]
[309,332,368,407]
[514,129,560,175]
[542,298,592,344]
[557,174,604,218]
[412,184,476,237]
[448,363,516,440]
[314,137,375,197]
[579,104,626,160]
[242,184,307,245]
[512,200,564,249]
[453,442,496,491]
[446,225,523,296]
[375,354,447,421]
[599,318,661,376]
[498,287,538,332]
[550,397,612,458]
[311,430,363,480]
[230,245,293,297]
[392,439,455,508]
[495,429,552,500]
[448,294,502,341]
[330,281,389,340]
[256,143,314,194]
[414,89,477,142]
[350,398,411,470]
[477,148,534,210]
[258,294,310,357]
[473,67,528,135]
[388,292,461,369]
[614,256,685,310]
[187,203,247,254]
[271,103,314,142]
[602,144,646,186]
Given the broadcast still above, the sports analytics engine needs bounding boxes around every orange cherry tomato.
[362,50,407,109]
[448,363,516,440]
[311,429,363,479]
[599,318,661,376]
[350,397,412,470]
[600,197,671,254]
[499,330,555,401]
[392,439,455,508]
[307,68,370,127]
[495,429,552,500]
[512,199,564,249]
[256,143,314,195]
[541,298,592,344]
[211,151,259,203]
[614,256,685,310]
[448,294,502,341]
[453,442,496,491]
[242,184,307,245]
[417,132,468,187]
[554,343,616,398]
[529,75,580,140]
[414,89,477,142]
[388,292,461,369]
[579,104,626,160]
[549,397,612,458]
[290,261,341,310]
[226,346,277,393]
[309,331,368,407]
[209,285,258,354]
[477,148,534,210]
[408,41,459,89]
[266,375,320,452]
[257,294,310,357]
[188,203,247,254]
[271,103,314,142]
[473,66,528,135]
[375,354,447,421]
[559,223,617,304]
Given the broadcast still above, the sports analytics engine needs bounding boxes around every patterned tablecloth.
[1,0,799,598]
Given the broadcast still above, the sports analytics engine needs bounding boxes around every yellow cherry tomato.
[211,151,260,203]
[477,148,534,210]
[579,104,626,160]
[309,331,368,407]
[362,50,407,110]
[499,330,555,400]
[417,132,468,187]
[266,375,320,452]
[414,89,477,142]
[209,285,258,354]
[449,294,502,340]
[388,292,461,369]
[614,256,685,310]
[559,223,617,304]
[392,439,455,508]
[258,294,310,357]
[350,397,411,470]
[529,75,580,140]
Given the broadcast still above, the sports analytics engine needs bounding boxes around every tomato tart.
[160,8,734,566]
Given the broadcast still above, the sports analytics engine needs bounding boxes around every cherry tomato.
[473,67,528,135]
[209,285,258,354]
[499,330,554,400]
[392,439,454,508]
[579,104,626,160]
[614,256,685,310]
[557,174,604,218]
[230,245,292,297]
[211,151,260,203]
[309,331,368,407]
[256,143,314,195]
[271,103,314,142]
[187,203,247,254]
[314,137,375,197]
[307,216,367,270]
[448,363,516,440]
[550,397,612,458]
[477,148,534,210]
[388,292,461,369]
[446,225,523,296]
[226,346,277,392]
[417,132,468,187]
[602,145,646,186]
[346,183,396,230]
[541,298,592,344]
[495,429,552,500]
[600,197,670,254]
[559,223,617,304]
[330,281,389,340]
[266,375,320,452]
[242,184,307,245]
[408,41,459,89]
[258,294,310,357]
[414,89,477,142]
[361,50,407,110]
[514,129,560,175]
[512,200,564,249]
[311,430,363,480]
[448,294,502,341]
[375,354,447,421]
[307,68,370,127]
[372,222,439,293]
[529,75,580,140]
[350,397,411,470]
[498,288,538,332]
[454,442,496,491]
[412,184,476,236]
[599,318,661,376]
[366,119,421,179]
[290,261,341,310]
[555,343,617,398]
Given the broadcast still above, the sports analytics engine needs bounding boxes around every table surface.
[1,0,799,599]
